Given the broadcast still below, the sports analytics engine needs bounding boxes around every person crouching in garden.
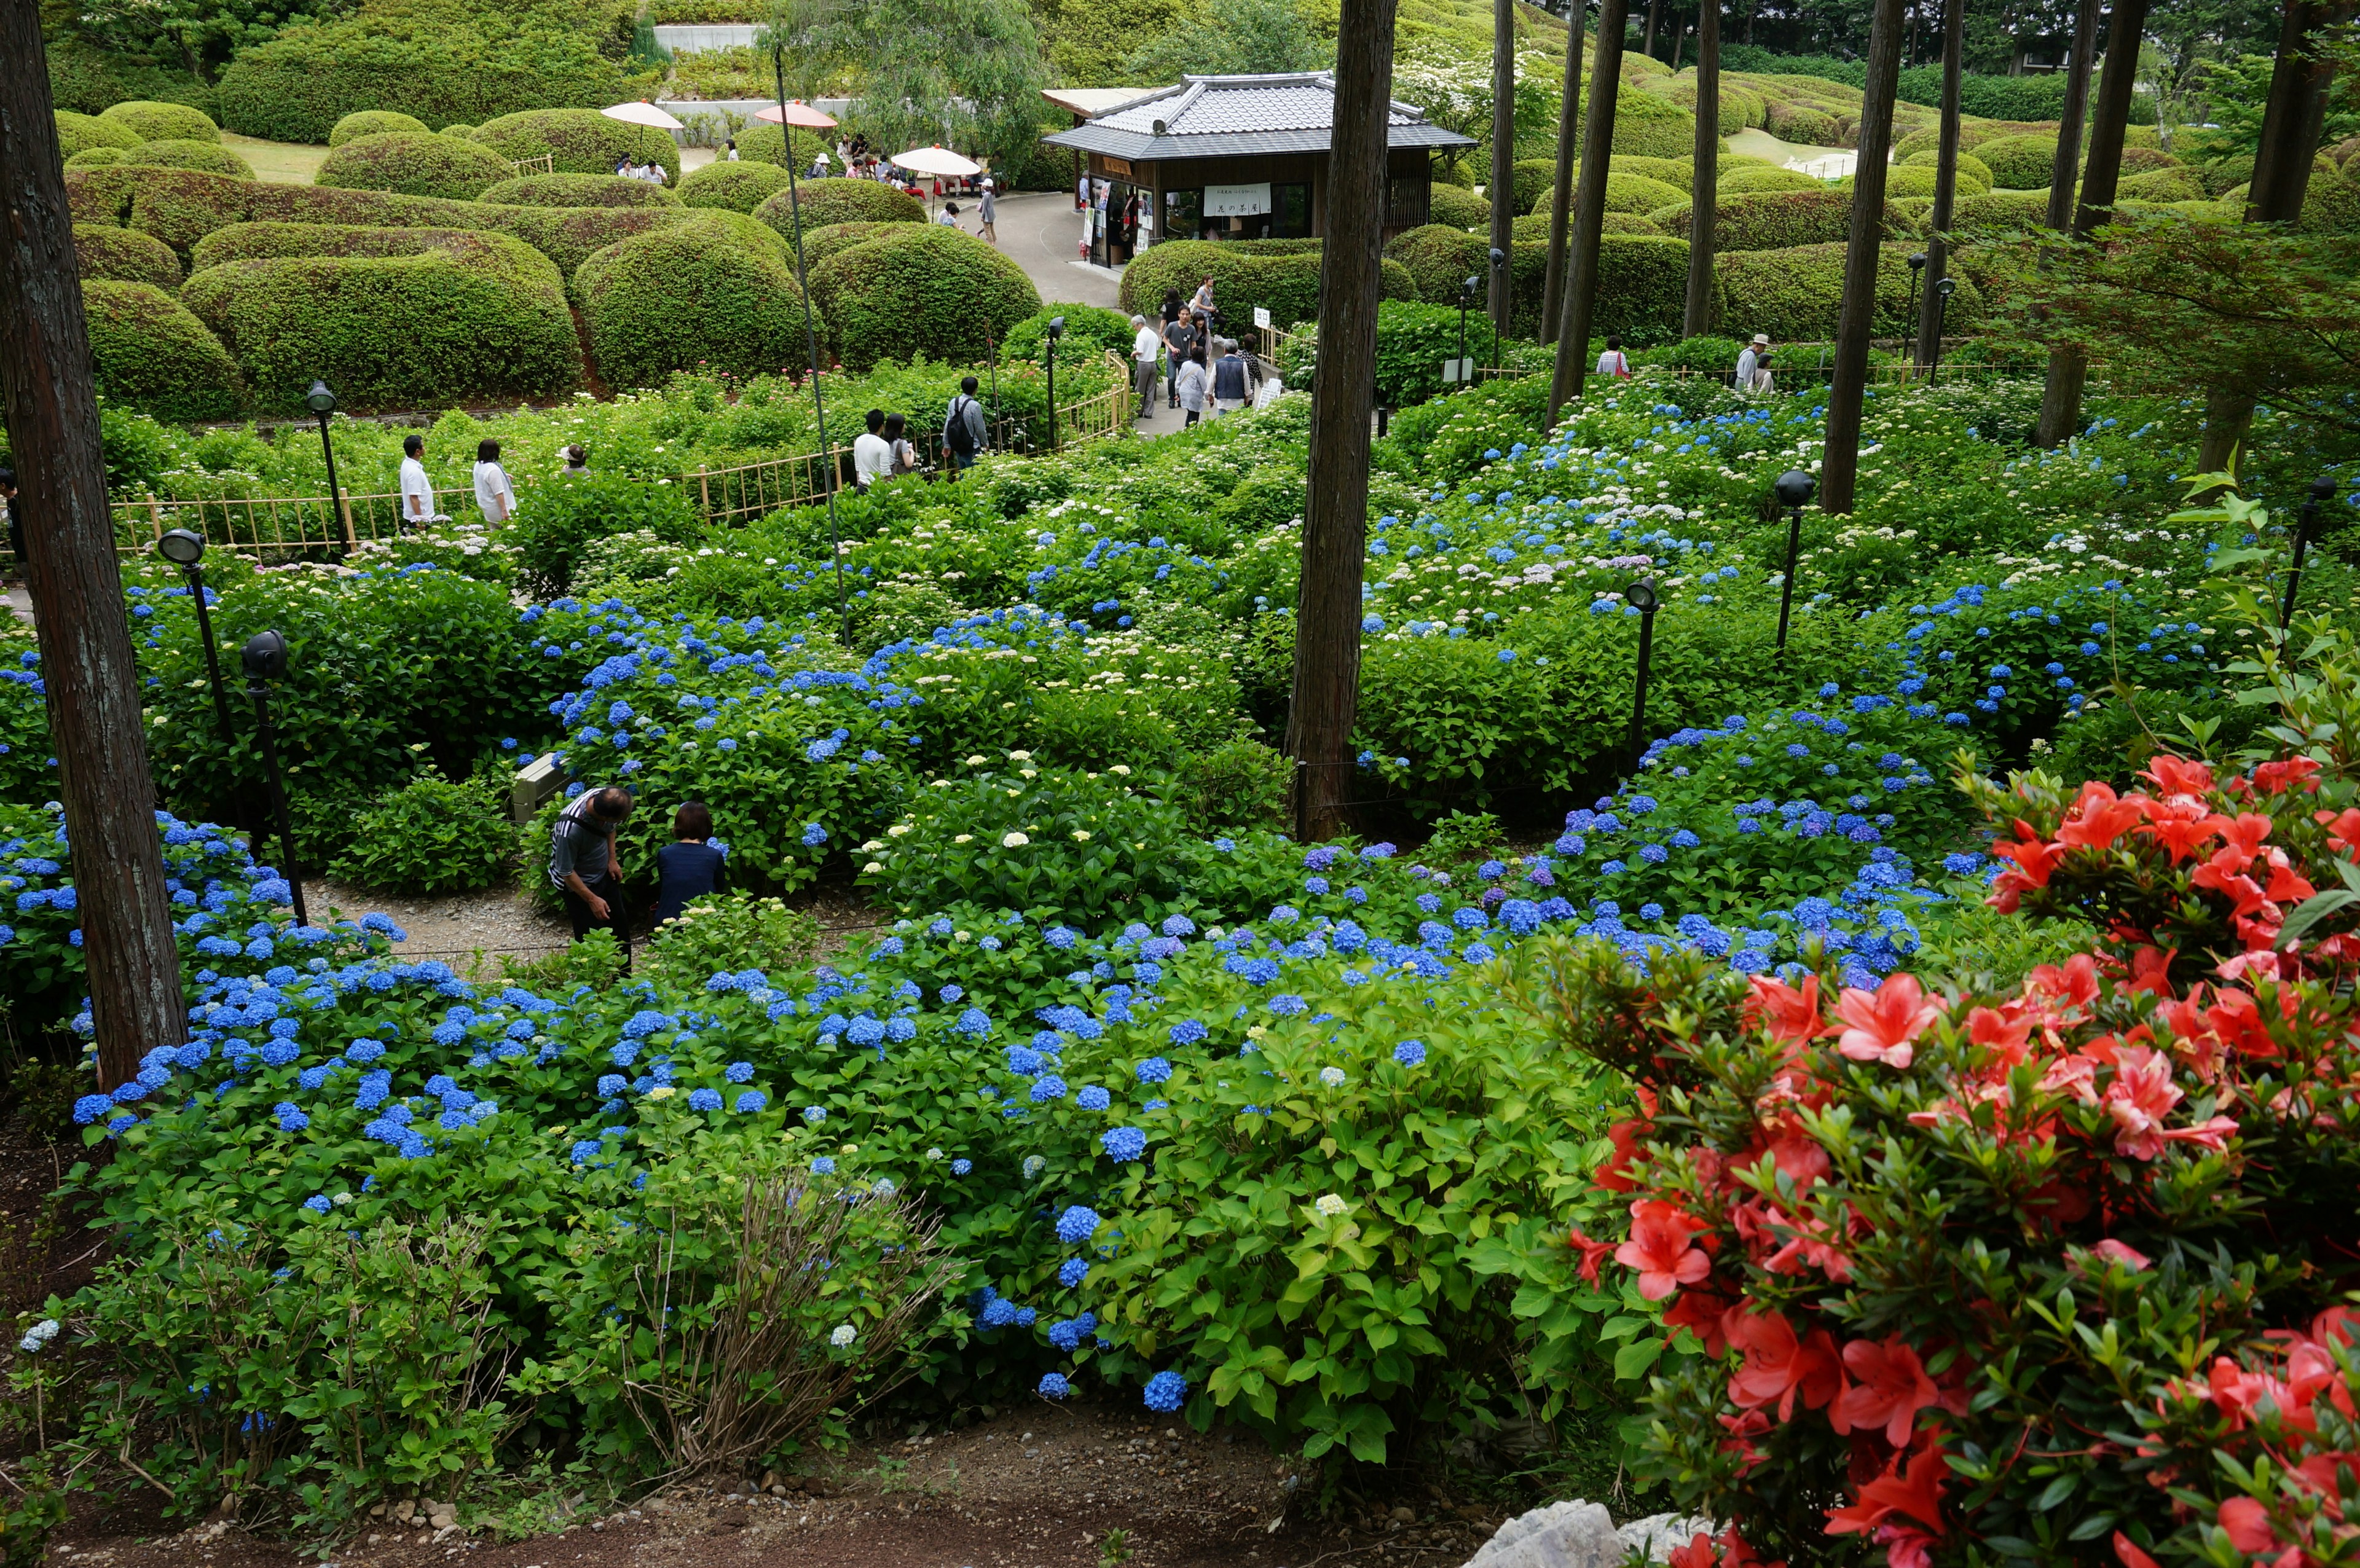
[551,785,632,941]
[654,801,726,927]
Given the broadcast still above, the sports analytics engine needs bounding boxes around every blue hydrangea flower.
[1102,1126,1146,1162]
[734,1090,767,1113]
[1136,1056,1173,1084]
[951,1158,972,1175]
[1037,1373,1072,1399]
[1143,1371,1187,1412]
[1076,1084,1112,1111]
[302,1194,332,1213]
[1394,1040,1426,1067]
[1058,1256,1092,1288]
[1055,1205,1099,1244]
[811,1156,837,1174]
[1168,1019,1208,1046]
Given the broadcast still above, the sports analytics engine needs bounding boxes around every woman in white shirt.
[1174,344,1211,428]
[472,438,516,523]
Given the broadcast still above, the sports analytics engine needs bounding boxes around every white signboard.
[1205,181,1273,218]
[1440,357,1476,383]
[1252,307,1272,329]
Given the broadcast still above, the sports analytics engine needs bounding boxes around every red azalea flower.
[1833,1335,1945,1446]
[1615,1199,1710,1301]
[1825,1430,1951,1542]
[1726,1309,1843,1421]
[1565,1226,1614,1285]
[1835,973,1941,1069]
[2057,780,2144,850]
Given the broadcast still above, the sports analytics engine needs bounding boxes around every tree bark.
[2036,0,2147,447]
[1814,0,1905,515]
[1490,0,1517,339]
[1682,0,1719,337]
[0,0,188,1090]
[1287,0,1397,842]
[1539,2,1584,343]
[2200,0,2356,475]
[1643,0,1660,58]
[1913,0,1962,366]
[2043,0,2101,233]
[1544,0,1627,425]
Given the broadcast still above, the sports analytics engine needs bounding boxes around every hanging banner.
[1205,182,1272,218]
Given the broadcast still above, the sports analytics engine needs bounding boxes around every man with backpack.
[943,377,988,473]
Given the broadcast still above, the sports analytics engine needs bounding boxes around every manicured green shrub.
[317,131,519,202]
[329,109,431,147]
[330,767,517,893]
[1946,187,2050,232]
[1765,101,1841,144]
[1602,171,1688,213]
[441,122,478,139]
[1000,304,1134,367]
[1977,133,2059,189]
[795,220,915,270]
[728,122,832,171]
[2194,152,2255,197]
[1611,155,1695,192]
[182,228,581,412]
[2116,145,2182,173]
[471,108,678,181]
[121,140,254,179]
[1382,226,1688,343]
[1899,147,1994,189]
[1715,239,1984,342]
[1715,164,1821,194]
[808,224,1042,373]
[513,468,700,594]
[1428,182,1490,230]
[1511,210,1665,242]
[479,171,679,208]
[2117,166,2208,204]
[752,177,927,245]
[676,159,796,214]
[100,100,220,143]
[2302,169,2360,233]
[1602,87,1697,158]
[73,222,182,288]
[576,218,816,391]
[54,110,141,159]
[1510,157,1556,213]
[65,147,129,171]
[82,280,245,421]
[1655,187,1893,249]
[211,0,640,145]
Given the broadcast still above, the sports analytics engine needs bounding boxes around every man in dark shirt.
[1161,313,1198,410]
[655,801,728,926]
[549,785,633,939]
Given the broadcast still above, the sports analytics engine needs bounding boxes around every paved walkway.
[989,190,1123,312]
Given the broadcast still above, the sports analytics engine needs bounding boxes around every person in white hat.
[1736,333,1771,394]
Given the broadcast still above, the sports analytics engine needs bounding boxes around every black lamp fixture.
[1625,578,1661,764]
[1487,246,1506,365]
[1772,468,1817,652]
[1457,275,1479,386]
[1905,252,1929,367]
[158,528,235,745]
[1930,278,1957,380]
[240,629,306,928]
[1045,316,1067,453]
[2283,474,2342,629]
[304,380,346,544]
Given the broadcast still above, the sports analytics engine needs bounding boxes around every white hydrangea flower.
[1315,1193,1348,1218]
[830,1323,857,1347]
[1002,831,1030,848]
[1319,1067,1346,1087]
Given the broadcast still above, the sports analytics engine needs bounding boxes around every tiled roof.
[1041,72,1475,162]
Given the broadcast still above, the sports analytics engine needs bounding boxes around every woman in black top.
[654,801,727,926]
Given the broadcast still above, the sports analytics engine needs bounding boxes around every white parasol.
[601,101,685,130]
[890,145,982,177]
[757,100,840,128]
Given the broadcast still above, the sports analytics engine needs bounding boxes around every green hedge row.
[329,109,431,147]
[483,172,680,208]
[807,224,1042,372]
[675,160,795,214]
[73,222,182,288]
[316,132,516,202]
[53,111,141,160]
[181,228,583,412]
[1651,187,1900,251]
[1380,226,1689,344]
[728,123,832,172]
[752,178,927,245]
[468,108,679,182]
[106,140,254,179]
[82,280,245,421]
[1714,240,1986,342]
[1117,239,1419,345]
[44,44,218,121]
[576,217,818,390]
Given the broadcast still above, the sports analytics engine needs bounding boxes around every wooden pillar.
[1681,0,1720,337]
[1539,3,1585,343]
[1544,0,1628,424]
[1913,0,1962,366]
[1288,0,1398,843]
[1815,0,1905,515]
[0,0,189,1089]
[2036,0,2148,447]
[1489,0,1517,337]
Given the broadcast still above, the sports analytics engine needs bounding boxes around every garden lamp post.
[1930,278,1957,380]
[157,529,234,746]
[2283,474,2342,629]
[1045,316,1065,453]
[1905,253,1927,368]
[304,380,344,543]
[1773,468,1816,652]
[1626,577,1660,764]
[1457,275,1477,384]
[240,629,307,929]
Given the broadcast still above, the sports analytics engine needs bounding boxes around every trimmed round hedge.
[1715,240,1985,343]
[730,123,832,171]
[441,123,478,139]
[1766,102,1841,146]
[329,109,431,147]
[317,132,516,202]
[1001,304,1133,367]
[1428,182,1490,230]
[1654,187,1892,250]
[55,110,141,159]
[808,224,1042,372]
[1602,171,1688,214]
[576,218,817,390]
[1600,89,1697,159]
[2117,146,2183,174]
[2118,167,2208,203]
[1611,155,1694,192]
[796,221,918,271]
[1120,238,1418,344]
[1900,149,1996,190]
[1718,165,1822,195]
[1379,225,1689,343]
[65,147,130,171]
[100,100,221,143]
[470,109,678,182]
[1512,210,1662,242]
[181,228,581,412]
[83,280,245,420]
[1511,159,1555,214]
[480,172,680,208]
[1978,135,2061,190]
[676,160,796,214]
[119,140,255,179]
[1853,164,1991,199]
[753,178,927,245]
[74,222,183,288]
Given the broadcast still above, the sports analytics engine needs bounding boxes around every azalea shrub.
[1510,743,2360,1567]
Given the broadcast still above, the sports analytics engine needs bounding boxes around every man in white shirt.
[852,408,893,488]
[396,433,444,528]
[1736,333,1769,393]
[1129,315,1163,421]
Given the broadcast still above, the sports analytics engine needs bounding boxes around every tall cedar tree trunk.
[1643,0,1660,58]
[1540,4,1584,342]
[1490,0,1517,339]
[2036,0,2149,445]
[1681,0,1720,337]
[0,0,189,1089]
[2043,0,2101,235]
[1286,0,1396,842]
[2199,0,2357,474]
[1814,0,1906,515]
[1544,0,1628,425]
[1913,0,1962,365]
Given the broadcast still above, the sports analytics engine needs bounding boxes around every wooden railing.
[88,372,1136,562]
[505,153,557,178]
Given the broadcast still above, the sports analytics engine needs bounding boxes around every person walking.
[853,408,892,489]
[943,376,987,472]
[1190,275,1216,321]
[471,439,516,524]
[550,785,634,941]
[978,181,997,243]
[1211,338,1251,416]
[1175,342,1211,428]
[1162,309,1198,410]
[1076,171,1089,213]
[1595,335,1632,379]
[882,412,919,477]
[398,434,444,528]
[653,801,728,927]
[1736,334,1770,393]
[1129,315,1163,421]
[1160,288,1184,331]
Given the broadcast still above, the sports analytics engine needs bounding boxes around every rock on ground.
[1460,1501,1717,1568]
